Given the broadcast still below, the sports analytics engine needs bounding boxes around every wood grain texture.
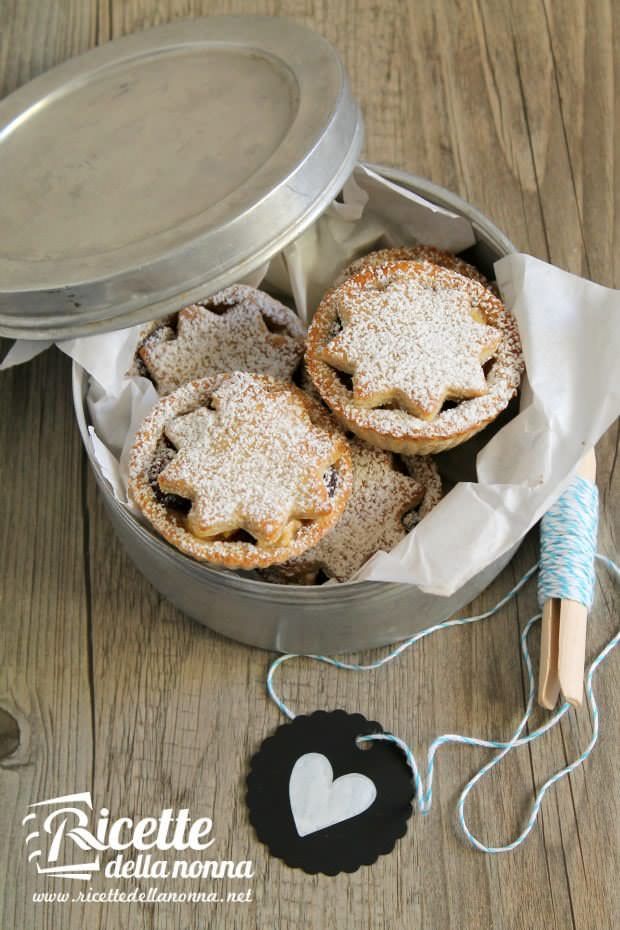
[0,1,618,928]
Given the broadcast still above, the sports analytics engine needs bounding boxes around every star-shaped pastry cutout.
[319,271,501,419]
[140,286,304,395]
[291,440,424,581]
[157,374,344,545]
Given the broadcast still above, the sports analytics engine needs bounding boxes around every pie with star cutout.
[306,260,523,454]
[128,372,352,570]
[263,440,442,584]
[135,285,305,395]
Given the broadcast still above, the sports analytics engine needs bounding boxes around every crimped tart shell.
[305,260,523,454]
[128,375,352,570]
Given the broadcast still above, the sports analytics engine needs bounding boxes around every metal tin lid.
[0,17,363,339]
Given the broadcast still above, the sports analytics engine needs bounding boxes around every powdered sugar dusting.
[266,441,442,583]
[138,285,305,395]
[306,260,523,452]
[322,274,501,418]
[160,374,341,543]
[128,373,352,570]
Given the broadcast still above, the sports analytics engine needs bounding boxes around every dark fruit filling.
[148,439,191,513]
[401,508,420,532]
[222,529,256,544]
[439,399,459,412]
[323,465,338,497]
[334,369,353,391]
[201,298,232,316]
[390,454,411,476]
[329,315,343,338]
[262,315,288,335]
[134,354,151,379]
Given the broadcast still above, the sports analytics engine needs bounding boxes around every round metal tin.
[73,165,518,654]
[0,17,363,339]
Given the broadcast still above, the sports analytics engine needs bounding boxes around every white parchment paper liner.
[3,166,619,596]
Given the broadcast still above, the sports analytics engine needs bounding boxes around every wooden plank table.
[1,1,618,928]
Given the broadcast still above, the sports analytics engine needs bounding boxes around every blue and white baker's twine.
[538,476,598,608]
[266,478,619,853]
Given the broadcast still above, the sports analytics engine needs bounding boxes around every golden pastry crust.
[135,285,305,395]
[336,244,491,288]
[264,443,442,585]
[305,260,523,455]
[128,373,352,570]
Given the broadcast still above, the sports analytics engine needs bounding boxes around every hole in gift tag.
[355,735,374,751]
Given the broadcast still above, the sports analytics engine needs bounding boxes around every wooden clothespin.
[538,450,597,709]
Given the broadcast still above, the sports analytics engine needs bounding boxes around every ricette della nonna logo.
[22,792,254,882]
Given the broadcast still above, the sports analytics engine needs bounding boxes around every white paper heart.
[289,752,377,837]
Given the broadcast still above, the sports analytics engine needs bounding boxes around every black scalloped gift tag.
[246,710,413,875]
